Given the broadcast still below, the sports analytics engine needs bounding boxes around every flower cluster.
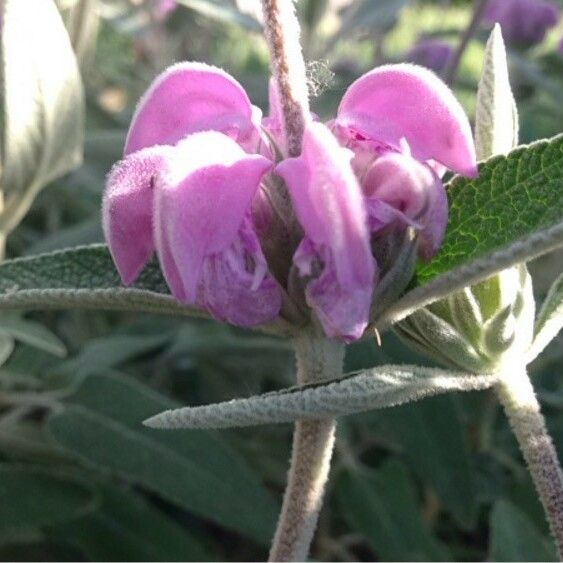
[103,62,476,342]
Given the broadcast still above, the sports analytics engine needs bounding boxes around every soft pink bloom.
[103,61,476,341]
[277,123,375,341]
[103,63,281,327]
[484,0,559,46]
[333,64,475,262]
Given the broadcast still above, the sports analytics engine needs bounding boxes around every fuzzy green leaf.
[144,366,497,429]
[0,245,292,335]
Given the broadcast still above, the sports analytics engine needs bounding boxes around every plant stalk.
[261,0,310,156]
[269,330,345,562]
[496,366,563,559]
[443,0,489,85]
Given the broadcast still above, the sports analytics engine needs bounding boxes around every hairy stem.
[443,0,489,85]
[496,367,563,559]
[261,0,310,156]
[269,330,345,562]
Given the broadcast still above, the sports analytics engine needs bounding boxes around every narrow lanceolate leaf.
[0,245,292,335]
[48,372,280,544]
[528,272,563,362]
[376,135,563,329]
[144,366,497,429]
[0,465,98,531]
[475,24,518,160]
[0,0,84,234]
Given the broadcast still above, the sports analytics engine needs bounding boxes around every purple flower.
[103,63,281,327]
[277,123,375,341]
[406,39,453,73]
[103,61,476,341]
[484,0,560,46]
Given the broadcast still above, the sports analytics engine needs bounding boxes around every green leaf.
[0,465,98,531]
[0,0,84,234]
[378,136,563,328]
[52,482,214,562]
[475,24,518,160]
[381,395,478,530]
[57,333,170,378]
[0,317,66,357]
[144,366,497,429]
[335,461,451,561]
[0,245,292,335]
[528,272,563,362]
[488,500,557,561]
[47,372,279,544]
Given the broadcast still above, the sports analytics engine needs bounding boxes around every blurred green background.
[1,0,563,560]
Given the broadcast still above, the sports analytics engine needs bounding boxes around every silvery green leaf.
[0,245,293,337]
[144,366,497,429]
[0,0,84,234]
[475,24,518,160]
[528,272,563,362]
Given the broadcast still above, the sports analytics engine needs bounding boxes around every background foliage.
[1,0,563,560]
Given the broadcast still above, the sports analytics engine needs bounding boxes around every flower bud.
[395,264,535,373]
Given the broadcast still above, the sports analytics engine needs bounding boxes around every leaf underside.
[144,366,497,429]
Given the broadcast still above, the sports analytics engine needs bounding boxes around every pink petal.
[363,152,448,259]
[102,146,170,285]
[153,131,272,302]
[276,122,375,340]
[337,64,477,178]
[200,219,282,326]
[277,122,374,289]
[125,62,256,155]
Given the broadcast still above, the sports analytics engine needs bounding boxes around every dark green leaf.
[335,461,451,561]
[47,372,278,544]
[488,500,557,561]
[382,395,478,530]
[0,465,98,531]
[52,482,214,562]
[419,135,563,283]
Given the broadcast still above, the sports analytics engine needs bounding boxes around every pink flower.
[484,0,559,46]
[333,64,476,260]
[277,123,375,341]
[103,63,281,327]
[103,61,476,341]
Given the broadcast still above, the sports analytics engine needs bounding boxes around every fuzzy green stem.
[269,330,345,562]
[496,367,563,559]
[261,0,310,156]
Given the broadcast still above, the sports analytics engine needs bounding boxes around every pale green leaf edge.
[375,220,563,331]
[528,272,563,362]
